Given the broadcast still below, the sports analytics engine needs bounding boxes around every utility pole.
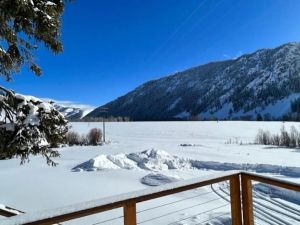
[103,116,106,143]
[99,107,108,143]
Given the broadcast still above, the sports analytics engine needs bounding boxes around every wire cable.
[137,197,222,224]
[167,203,229,225]
[137,189,215,214]
[91,215,123,225]
[194,212,230,225]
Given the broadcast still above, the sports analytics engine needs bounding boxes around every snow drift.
[72,149,300,177]
[72,149,191,172]
[140,173,180,186]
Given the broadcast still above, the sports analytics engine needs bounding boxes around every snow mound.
[141,173,180,186]
[72,148,191,172]
[107,154,137,170]
[127,149,191,171]
[73,149,300,177]
[72,155,119,171]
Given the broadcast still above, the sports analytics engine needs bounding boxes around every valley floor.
[1,121,300,224]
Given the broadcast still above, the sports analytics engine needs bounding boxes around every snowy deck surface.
[0,171,239,225]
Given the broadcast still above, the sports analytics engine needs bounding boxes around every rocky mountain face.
[87,42,300,121]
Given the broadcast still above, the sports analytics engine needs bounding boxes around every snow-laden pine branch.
[0,86,68,165]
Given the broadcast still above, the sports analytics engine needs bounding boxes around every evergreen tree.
[0,86,68,165]
[0,0,69,165]
[0,0,65,80]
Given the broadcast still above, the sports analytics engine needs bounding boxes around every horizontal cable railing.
[251,181,300,225]
[137,197,228,224]
[165,203,230,225]
[90,215,123,225]
[1,171,300,225]
[241,172,300,225]
[136,189,215,214]
[135,181,232,225]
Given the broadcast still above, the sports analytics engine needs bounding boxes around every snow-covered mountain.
[43,99,95,121]
[87,42,300,121]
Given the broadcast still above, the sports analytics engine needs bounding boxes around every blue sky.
[1,0,300,106]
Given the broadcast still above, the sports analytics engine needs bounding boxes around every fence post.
[124,200,137,225]
[229,175,242,225]
[241,174,254,225]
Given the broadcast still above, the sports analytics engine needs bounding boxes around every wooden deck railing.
[1,171,300,225]
[0,206,23,218]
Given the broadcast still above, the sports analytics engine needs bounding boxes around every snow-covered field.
[1,121,300,224]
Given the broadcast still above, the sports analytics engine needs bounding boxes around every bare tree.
[87,128,102,146]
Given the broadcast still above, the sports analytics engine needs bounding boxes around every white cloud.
[222,50,243,60]
[233,50,243,59]
[222,53,230,59]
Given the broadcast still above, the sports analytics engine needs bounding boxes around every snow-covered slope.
[43,99,94,121]
[2,121,300,225]
[87,42,300,121]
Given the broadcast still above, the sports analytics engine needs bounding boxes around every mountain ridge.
[42,99,95,121]
[87,42,300,121]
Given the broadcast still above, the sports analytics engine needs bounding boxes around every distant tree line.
[76,116,131,122]
[255,125,300,148]
[75,96,300,122]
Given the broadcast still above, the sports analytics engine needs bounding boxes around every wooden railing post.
[229,175,242,225]
[241,174,254,225]
[124,200,137,225]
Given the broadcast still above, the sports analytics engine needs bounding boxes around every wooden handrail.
[241,171,300,192]
[1,171,300,225]
[0,171,240,225]
[240,171,300,225]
